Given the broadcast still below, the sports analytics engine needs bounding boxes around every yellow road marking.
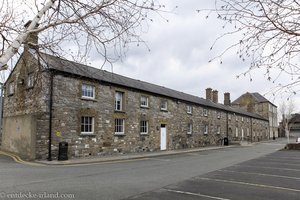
[0,151,45,166]
[57,157,150,167]
[0,150,150,167]
[198,177,300,192]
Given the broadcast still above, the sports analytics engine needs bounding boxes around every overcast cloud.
[5,0,298,114]
[90,0,299,113]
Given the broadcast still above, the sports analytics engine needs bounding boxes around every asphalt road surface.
[0,139,289,200]
[127,148,300,200]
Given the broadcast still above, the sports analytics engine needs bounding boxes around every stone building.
[1,48,271,160]
[232,92,278,139]
[279,113,300,139]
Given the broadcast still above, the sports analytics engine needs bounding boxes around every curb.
[35,145,234,166]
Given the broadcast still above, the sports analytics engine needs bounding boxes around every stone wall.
[2,52,50,160]
[2,53,271,160]
[46,74,270,159]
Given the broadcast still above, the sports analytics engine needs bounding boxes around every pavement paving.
[125,149,300,200]
[34,145,234,165]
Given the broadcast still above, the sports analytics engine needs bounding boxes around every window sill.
[160,109,168,112]
[187,112,192,115]
[114,110,126,113]
[80,133,96,137]
[114,133,125,136]
[81,97,97,102]
[140,133,149,136]
[140,106,149,109]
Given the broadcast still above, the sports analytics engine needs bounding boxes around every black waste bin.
[224,137,229,146]
[58,142,68,161]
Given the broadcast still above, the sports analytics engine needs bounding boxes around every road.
[0,140,286,200]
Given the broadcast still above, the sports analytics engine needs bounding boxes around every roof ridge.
[37,52,267,120]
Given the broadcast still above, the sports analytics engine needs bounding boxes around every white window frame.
[81,116,94,135]
[235,127,239,137]
[140,120,148,135]
[161,100,168,111]
[236,115,238,121]
[242,117,244,122]
[27,73,34,88]
[203,109,208,117]
[82,84,95,99]
[115,118,125,135]
[140,96,149,108]
[204,125,208,135]
[228,114,231,120]
[115,91,124,111]
[187,105,192,114]
[216,125,221,134]
[187,123,193,134]
[8,81,14,95]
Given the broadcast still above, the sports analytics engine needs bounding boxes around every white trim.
[81,116,94,135]
[115,118,125,135]
[140,96,149,108]
[82,84,95,99]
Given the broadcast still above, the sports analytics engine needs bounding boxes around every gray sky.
[91,0,299,113]
[4,0,299,115]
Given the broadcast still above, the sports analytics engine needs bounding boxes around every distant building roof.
[232,92,276,107]
[35,52,267,121]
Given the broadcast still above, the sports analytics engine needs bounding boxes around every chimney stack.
[224,92,231,106]
[212,90,218,103]
[24,20,38,50]
[206,88,213,101]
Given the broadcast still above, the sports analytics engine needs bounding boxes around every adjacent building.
[232,92,278,139]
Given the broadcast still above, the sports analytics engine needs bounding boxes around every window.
[115,91,124,111]
[242,117,244,122]
[216,126,221,134]
[203,109,208,116]
[235,115,238,121]
[161,100,168,111]
[8,81,14,95]
[187,105,192,114]
[187,123,193,134]
[81,116,94,135]
[140,120,148,135]
[140,96,149,108]
[235,127,238,137]
[228,114,231,120]
[247,128,250,136]
[27,73,34,88]
[204,125,208,135]
[82,84,95,99]
[115,118,125,135]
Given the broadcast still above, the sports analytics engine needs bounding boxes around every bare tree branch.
[201,0,300,96]
[0,0,166,70]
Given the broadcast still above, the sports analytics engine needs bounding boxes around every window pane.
[82,84,94,98]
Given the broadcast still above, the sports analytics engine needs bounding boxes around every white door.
[160,125,167,150]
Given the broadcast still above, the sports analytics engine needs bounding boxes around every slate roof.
[37,52,267,121]
[232,92,276,107]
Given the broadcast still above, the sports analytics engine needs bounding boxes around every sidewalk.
[36,145,234,166]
